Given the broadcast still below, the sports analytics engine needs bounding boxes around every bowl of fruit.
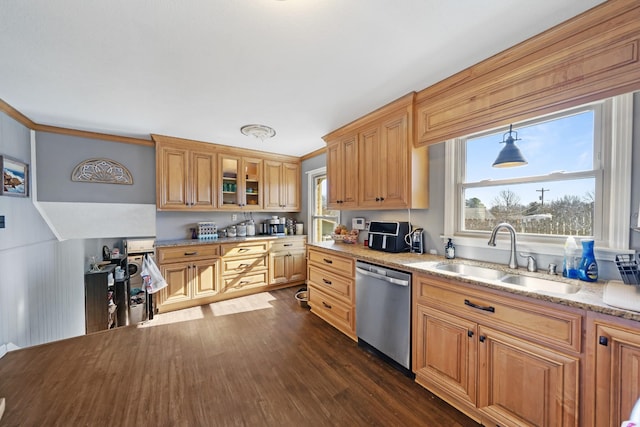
[331,225,359,244]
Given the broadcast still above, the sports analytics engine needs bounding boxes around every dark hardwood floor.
[0,288,479,426]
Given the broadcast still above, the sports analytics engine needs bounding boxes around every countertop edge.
[307,241,640,323]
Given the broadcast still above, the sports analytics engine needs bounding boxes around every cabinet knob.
[322,301,332,309]
[479,335,486,343]
[598,336,609,346]
[467,330,474,338]
[322,278,332,285]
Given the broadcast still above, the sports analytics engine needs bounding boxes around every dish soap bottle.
[562,236,579,279]
[578,239,598,282]
[445,239,455,259]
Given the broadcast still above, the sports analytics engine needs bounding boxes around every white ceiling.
[0,0,605,157]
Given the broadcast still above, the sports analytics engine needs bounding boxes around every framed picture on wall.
[1,155,29,197]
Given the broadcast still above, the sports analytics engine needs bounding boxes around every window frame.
[444,93,633,259]
[306,166,340,243]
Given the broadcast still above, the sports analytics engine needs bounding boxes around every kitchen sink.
[500,275,581,295]
[435,263,507,281]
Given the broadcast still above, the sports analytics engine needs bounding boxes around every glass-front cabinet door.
[243,157,262,209]
[219,155,262,209]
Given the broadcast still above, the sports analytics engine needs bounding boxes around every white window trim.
[306,166,340,243]
[444,93,634,261]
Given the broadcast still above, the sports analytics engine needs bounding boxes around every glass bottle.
[577,239,598,282]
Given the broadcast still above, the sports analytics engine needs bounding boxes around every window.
[307,167,340,243]
[445,93,633,252]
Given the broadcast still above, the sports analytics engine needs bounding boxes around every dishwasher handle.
[356,267,410,286]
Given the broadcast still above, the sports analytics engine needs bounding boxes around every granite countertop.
[156,234,306,248]
[307,241,640,323]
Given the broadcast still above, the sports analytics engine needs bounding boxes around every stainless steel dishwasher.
[355,260,412,376]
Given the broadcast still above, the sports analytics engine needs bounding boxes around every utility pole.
[537,188,550,206]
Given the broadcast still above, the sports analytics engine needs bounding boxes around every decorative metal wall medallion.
[71,158,133,185]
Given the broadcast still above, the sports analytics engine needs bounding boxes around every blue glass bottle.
[577,239,598,282]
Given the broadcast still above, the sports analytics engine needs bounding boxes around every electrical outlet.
[0,215,5,229]
[231,214,237,221]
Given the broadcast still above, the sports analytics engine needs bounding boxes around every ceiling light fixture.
[492,124,528,168]
[240,124,276,142]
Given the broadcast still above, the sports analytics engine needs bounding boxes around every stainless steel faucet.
[488,222,518,269]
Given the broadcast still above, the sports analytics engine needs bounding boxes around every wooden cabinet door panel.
[326,141,341,207]
[414,305,477,406]
[358,125,380,207]
[288,251,306,283]
[282,161,300,210]
[159,264,191,305]
[190,150,216,209]
[269,252,287,285]
[263,160,282,210]
[591,320,640,427]
[478,326,579,427]
[159,146,189,209]
[341,136,358,207]
[192,259,219,298]
[380,113,409,208]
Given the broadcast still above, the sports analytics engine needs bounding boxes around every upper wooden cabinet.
[264,160,301,212]
[326,134,358,209]
[153,134,301,212]
[415,1,640,146]
[156,143,216,211]
[323,93,429,210]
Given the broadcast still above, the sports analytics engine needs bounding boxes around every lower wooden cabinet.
[306,246,356,340]
[158,258,220,312]
[221,241,269,293]
[586,312,640,427]
[413,273,581,426]
[157,238,307,313]
[269,238,306,285]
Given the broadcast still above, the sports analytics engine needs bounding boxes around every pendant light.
[492,124,527,168]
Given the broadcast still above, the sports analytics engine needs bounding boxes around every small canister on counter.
[228,225,237,238]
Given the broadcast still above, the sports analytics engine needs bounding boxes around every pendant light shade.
[492,124,527,168]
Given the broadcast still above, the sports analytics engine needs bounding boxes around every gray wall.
[35,132,155,203]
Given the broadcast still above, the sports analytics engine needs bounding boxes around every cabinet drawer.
[221,241,269,257]
[309,285,355,338]
[307,248,354,277]
[157,244,220,263]
[222,271,268,292]
[222,255,268,275]
[271,238,306,252]
[308,265,354,304]
[415,274,582,353]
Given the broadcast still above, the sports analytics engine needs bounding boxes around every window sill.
[442,233,633,262]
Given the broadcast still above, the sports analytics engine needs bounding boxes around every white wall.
[0,113,85,350]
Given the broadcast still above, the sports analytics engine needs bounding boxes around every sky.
[464,110,595,208]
